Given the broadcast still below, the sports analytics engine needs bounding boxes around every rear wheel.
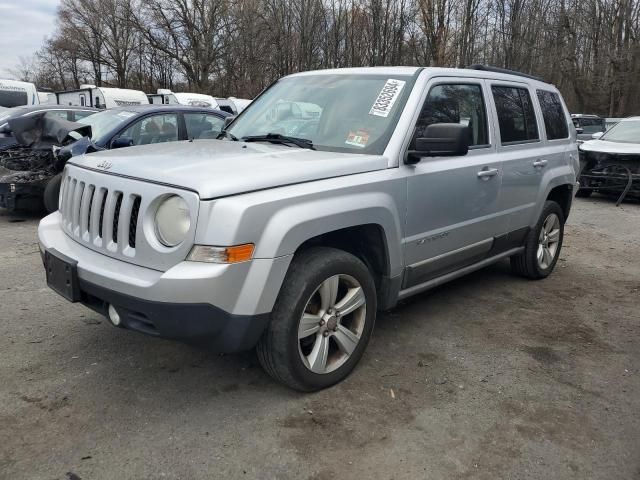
[257,247,376,391]
[511,200,564,279]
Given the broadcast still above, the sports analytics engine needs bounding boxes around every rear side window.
[537,90,568,140]
[492,86,539,144]
[73,110,95,121]
[415,83,489,147]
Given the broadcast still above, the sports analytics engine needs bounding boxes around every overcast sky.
[0,0,60,78]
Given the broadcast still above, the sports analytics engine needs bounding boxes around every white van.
[56,85,149,109]
[0,79,39,108]
[147,89,238,114]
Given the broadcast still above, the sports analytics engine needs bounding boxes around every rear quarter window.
[492,86,539,144]
[536,90,568,140]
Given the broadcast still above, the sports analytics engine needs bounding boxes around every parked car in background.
[228,97,252,113]
[577,116,640,204]
[38,65,578,391]
[56,85,149,109]
[572,114,606,142]
[1,105,229,212]
[0,105,99,150]
[0,79,39,108]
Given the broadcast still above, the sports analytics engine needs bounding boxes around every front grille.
[60,173,142,254]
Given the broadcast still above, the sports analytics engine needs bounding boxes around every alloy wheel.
[297,274,367,374]
[537,213,561,269]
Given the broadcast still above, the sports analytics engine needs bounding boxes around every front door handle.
[533,159,548,168]
[477,168,499,179]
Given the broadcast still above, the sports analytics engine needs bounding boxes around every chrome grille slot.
[129,196,141,248]
[79,184,94,240]
[112,193,123,243]
[98,191,108,239]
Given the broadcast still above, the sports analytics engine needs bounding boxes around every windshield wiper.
[217,130,239,141]
[241,133,315,150]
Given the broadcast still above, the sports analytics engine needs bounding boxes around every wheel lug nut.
[319,320,325,326]
[323,331,329,337]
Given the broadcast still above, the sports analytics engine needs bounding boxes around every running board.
[397,247,524,300]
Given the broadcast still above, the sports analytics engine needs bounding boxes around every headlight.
[154,195,191,247]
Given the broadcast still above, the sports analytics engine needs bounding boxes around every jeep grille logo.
[96,160,112,170]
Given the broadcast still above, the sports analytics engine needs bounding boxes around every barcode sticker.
[369,79,406,118]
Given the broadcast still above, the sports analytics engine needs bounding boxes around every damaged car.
[0,105,98,151]
[0,112,93,212]
[578,116,640,204]
[1,105,229,212]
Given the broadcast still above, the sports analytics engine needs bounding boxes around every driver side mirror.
[111,137,133,149]
[406,123,470,164]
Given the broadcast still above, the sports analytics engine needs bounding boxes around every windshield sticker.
[369,79,406,118]
[117,111,135,118]
[345,129,370,148]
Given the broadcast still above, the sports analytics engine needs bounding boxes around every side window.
[536,90,568,140]
[118,114,179,146]
[184,113,225,139]
[415,84,489,147]
[492,86,539,144]
[45,111,71,121]
[73,111,95,121]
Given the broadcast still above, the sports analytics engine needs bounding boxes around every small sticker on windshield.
[345,129,370,148]
[369,79,406,118]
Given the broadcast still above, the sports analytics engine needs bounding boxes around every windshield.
[600,120,640,143]
[77,109,134,143]
[228,74,415,154]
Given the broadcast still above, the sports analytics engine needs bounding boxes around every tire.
[510,200,565,279]
[43,174,62,213]
[257,247,377,391]
[575,187,592,198]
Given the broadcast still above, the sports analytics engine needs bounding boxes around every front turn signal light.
[187,244,255,263]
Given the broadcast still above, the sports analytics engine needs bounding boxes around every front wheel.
[510,200,565,279]
[257,247,377,391]
[43,174,62,213]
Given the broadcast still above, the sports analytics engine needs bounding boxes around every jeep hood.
[69,140,388,198]
[580,139,640,155]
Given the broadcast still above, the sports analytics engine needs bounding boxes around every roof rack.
[466,64,544,82]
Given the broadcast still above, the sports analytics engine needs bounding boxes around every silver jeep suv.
[38,65,579,391]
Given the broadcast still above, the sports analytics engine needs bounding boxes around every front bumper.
[77,278,270,352]
[38,212,292,352]
[0,182,44,210]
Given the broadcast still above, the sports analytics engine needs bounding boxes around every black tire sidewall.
[43,174,62,213]
[527,201,565,278]
[270,248,377,391]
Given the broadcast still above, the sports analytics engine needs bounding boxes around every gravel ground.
[0,196,638,480]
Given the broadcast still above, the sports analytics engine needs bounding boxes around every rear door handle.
[477,168,499,179]
[533,159,548,168]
